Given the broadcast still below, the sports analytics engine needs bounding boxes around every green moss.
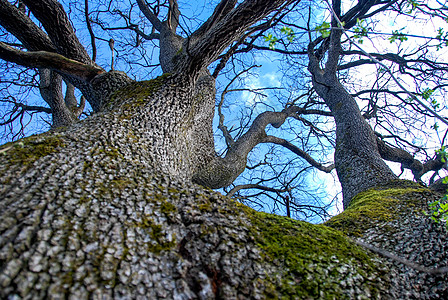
[198,202,212,212]
[154,193,167,202]
[239,204,385,298]
[0,135,65,166]
[95,178,133,196]
[160,201,177,215]
[325,181,428,236]
[109,73,172,110]
[133,217,176,254]
[97,147,123,158]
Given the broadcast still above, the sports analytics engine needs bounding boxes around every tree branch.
[136,0,163,32]
[376,138,445,180]
[22,0,92,64]
[227,184,288,198]
[84,0,97,61]
[0,42,104,81]
[263,135,335,173]
[181,0,294,76]
[194,103,331,188]
[167,0,180,32]
[191,0,238,43]
[327,1,448,127]
[0,0,55,51]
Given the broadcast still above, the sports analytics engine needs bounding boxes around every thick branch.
[193,109,292,188]
[0,43,104,81]
[22,0,91,64]
[192,0,238,42]
[167,0,180,32]
[136,0,163,32]
[377,138,445,180]
[0,0,55,51]
[181,0,293,76]
[194,104,330,188]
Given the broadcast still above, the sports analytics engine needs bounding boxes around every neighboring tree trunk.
[308,30,397,208]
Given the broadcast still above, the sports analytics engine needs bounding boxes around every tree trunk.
[1,72,447,299]
[308,31,397,208]
[316,78,397,208]
[0,76,386,299]
[0,1,446,298]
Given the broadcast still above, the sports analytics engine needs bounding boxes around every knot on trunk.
[90,71,134,111]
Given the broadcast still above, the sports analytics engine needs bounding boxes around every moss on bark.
[236,203,388,298]
[325,180,428,236]
[0,134,65,166]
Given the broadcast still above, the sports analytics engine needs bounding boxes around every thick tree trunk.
[1,1,446,298]
[1,75,447,299]
[308,31,397,208]
[315,78,397,208]
[0,77,387,299]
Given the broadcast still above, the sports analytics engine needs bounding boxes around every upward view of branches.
[1,0,447,221]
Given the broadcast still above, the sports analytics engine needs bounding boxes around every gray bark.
[0,83,447,297]
[1,1,446,298]
[308,30,397,208]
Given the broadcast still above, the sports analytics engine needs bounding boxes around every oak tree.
[0,0,447,298]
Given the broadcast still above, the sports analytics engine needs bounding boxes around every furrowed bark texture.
[316,78,397,208]
[0,76,392,299]
[1,1,446,298]
[0,74,447,299]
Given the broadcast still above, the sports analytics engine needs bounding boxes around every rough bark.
[0,91,447,297]
[1,1,447,298]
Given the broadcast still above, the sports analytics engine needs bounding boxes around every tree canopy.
[1,0,448,219]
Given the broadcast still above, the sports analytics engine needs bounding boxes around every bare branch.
[217,65,261,147]
[181,0,294,76]
[167,0,180,32]
[227,183,288,198]
[84,0,97,61]
[326,1,448,127]
[377,138,445,180]
[0,0,55,51]
[0,42,104,81]
[263,135,335,173]
[22,0,92,64]
[136,0,163,32]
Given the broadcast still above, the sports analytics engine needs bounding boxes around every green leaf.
[315,22,331,38]
[432,123,439,131]
[406,0,421,13]
[389,29,408,43]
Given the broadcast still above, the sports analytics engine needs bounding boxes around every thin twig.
[324,0,448,126]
